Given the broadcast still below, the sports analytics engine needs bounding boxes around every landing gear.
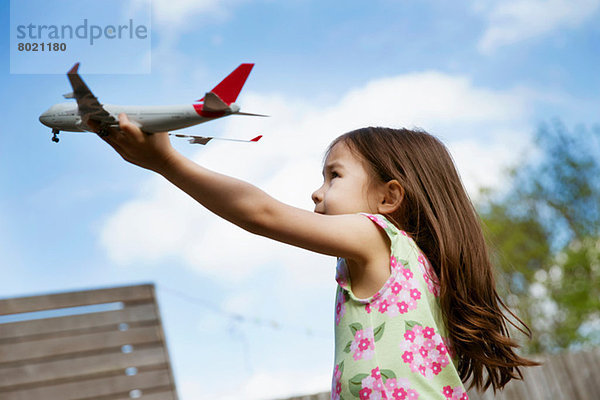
[52,129,60,143]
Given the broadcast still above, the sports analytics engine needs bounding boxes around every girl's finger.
[118,113,144,139]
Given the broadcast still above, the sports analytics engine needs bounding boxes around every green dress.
[332,213,468,400]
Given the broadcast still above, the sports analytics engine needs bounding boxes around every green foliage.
[478,120,600,354]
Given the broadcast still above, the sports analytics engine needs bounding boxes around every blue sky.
[2,1,600,398]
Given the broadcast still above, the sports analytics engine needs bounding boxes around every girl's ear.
[377,179,404,214]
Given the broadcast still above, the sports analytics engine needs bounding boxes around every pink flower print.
[407,298,417,311]
[391,388,407,400]
[365,303,372,313]
[370,262,421,317]
[441,385,468,400]
[372,379,385,393]
[424,338,436,350]
[409,288,421,301]
[390,255,398,269]
[371,367,381,380]
[350,328,375,360]
[442,386,453,398]
[422,357,432,369]
[442,336,454,358]
[331,362,343,400]
[438,355,450,368]
[362,375,376,389]
[359,387,373,400]
[398,301,409,314]
[359,338,371,351]
[364,214,388,230]
[378,299,390,313]
[400,325,451,379]
[423,327,435,339]
[417,253,440,297]
[335,295,346,326]
[387,378,419,400]
[436,342,448,355]
[385,378,398,392]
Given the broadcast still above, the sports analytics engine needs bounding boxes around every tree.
[478,120,600,353]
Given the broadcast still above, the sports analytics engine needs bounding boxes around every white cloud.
[180,369,330,400]
[99,71,537,279]
[477,0,600,53]
[131,0,253,31]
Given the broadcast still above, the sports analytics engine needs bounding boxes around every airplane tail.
[207,63,254,105]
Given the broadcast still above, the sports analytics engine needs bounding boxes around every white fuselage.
[39,102,238,133]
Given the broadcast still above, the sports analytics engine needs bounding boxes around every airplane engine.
[74,117,85,129]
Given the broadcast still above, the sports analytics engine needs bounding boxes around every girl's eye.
[330,171,339,179]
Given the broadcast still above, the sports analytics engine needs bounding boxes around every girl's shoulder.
[358,213,414,250]
[357,212,440,298]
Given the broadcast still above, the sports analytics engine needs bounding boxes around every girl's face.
[312,142,383,215]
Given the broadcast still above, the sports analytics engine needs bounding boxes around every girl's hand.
[92,113,179,173]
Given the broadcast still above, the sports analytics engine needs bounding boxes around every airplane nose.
[39,111,50,127]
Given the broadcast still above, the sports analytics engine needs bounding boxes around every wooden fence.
[281,347,600,400]
[468,348,600,400]
[0,284,178,400]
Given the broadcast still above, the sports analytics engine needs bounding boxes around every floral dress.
[332,213,468,400]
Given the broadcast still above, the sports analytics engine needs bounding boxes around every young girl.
[99,115,537,399]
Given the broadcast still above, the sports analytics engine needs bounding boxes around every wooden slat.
[0,325,161,364]
[0,303,157,341]
[148,285,179,400]
[0,368,173,400]
[0,285,154,316]
[527,361,552,400]
[563,350,595,399]
[545,353,570,400]
[0,347,167,388]
[109,390,177,400]
[582,348,600,398]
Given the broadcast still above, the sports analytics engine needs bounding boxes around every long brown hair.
[329,127,539,392]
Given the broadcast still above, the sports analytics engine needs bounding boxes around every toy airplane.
[39,63,266,144]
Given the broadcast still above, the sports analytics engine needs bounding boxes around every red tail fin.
[209,63,254,105]
[250,135,262,142]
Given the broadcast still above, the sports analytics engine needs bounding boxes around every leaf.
[405,320,421,330]
[349,373,369,397]
[380,369,397,381]
[349,322,363,335]
[339,361,344,375]
[373,322,385,342]
[344,341,352,353]
[399,259,409,266]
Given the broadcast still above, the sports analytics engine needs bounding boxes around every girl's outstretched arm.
[99,114,389,267]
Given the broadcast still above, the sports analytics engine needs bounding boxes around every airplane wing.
[170,133,262,145]
[67,63,118,128]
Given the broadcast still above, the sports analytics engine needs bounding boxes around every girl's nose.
[312,187,323,205]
